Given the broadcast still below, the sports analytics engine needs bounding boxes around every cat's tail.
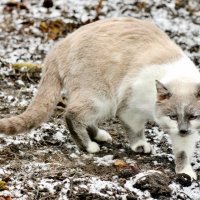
[0,56,62,135]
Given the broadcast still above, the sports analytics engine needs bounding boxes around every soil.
[0,0,200,200]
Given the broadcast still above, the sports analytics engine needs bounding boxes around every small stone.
[42,0,53,9]
[118,169,136,178]
[39,188,48,192]
[175,173,192,187]
[54,184,62,192]
[8,144,20,153]
[134,172,171,198]
[126,195,137,200]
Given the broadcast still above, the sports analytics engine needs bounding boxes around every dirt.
[134,172,171,198]
[0,0,200,200]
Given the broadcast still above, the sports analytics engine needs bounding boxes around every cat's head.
[155,80,200,136]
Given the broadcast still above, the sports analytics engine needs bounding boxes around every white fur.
[178,164,197,180]
[170,132,198,157]
[115,55,200,123]
[130,139,152,153]
[119,107,147,132]
[95,129,112,142]
[116,54,200,178]
[86,141,100,153]
[190,120,200,130]
[170,132,198,179]
[93,97,117,121]
[161,55,200,84]
[117,54,200,124]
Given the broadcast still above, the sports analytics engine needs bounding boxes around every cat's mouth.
[178,130,192,137]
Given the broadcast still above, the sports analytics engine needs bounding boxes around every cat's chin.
[178,132,193,137]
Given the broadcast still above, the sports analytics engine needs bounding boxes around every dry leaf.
[0,195,11,200]
[39,21,49,33]
[39,19,65,40]
[48,19,64,39]
[135,1,146,10]
[4,1,28,12]
[0,180,8,191]
[95,0,104,19]
[12,62,40,69]
[175,0,188,9]
[113,159,127,168]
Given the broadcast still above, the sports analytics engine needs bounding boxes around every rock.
[54,184,62,192]
[175,173,192,187]
[118,169,137,178]
[134,172,171,198]
[42,0,53,9]
[126,195,137,200]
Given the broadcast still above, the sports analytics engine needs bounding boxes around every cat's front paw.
[131,140,152,153]
[86,141,100,153]
[94,129,112,143]
[177,166,197,180]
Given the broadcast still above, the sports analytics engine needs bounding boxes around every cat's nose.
[179,129,189,136]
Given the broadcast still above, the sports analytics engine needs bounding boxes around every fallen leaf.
[135,1,146,10]
[39,19,65,40]
[2,175,11,183]
[48,19,65,39]
[0,195,11,200]
[175,0,188,9]
[39,21,49,33]
[95,0,104,19]
[0,180,8,191]
[12,62,41,69]
[113,159,127,168]
[4,1,28,12]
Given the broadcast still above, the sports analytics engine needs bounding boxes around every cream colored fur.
[0,17,199,179]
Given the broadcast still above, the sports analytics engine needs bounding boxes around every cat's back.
[70,17,169,45]
[59,18,181,70]
[52,18,182,95]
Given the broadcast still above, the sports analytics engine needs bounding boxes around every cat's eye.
[188,115,198,120]
[168,115,177,120]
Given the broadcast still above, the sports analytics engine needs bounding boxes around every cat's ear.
[155,80,171,101]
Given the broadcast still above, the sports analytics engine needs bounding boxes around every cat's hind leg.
[119,109,151,153]
[65,99,101,153]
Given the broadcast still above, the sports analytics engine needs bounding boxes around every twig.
[95,0,104,20]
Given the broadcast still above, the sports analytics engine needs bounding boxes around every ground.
[0,0,200,199]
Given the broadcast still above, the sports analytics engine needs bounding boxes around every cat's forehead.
[178,102,194,113]
[171,99,197,114]
[166,80,198,95]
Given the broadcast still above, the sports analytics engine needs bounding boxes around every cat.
[0,17,199,180]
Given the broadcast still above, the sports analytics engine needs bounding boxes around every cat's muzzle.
[179,129,191,137]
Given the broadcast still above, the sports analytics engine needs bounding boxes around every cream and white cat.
[0,18,199,180]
